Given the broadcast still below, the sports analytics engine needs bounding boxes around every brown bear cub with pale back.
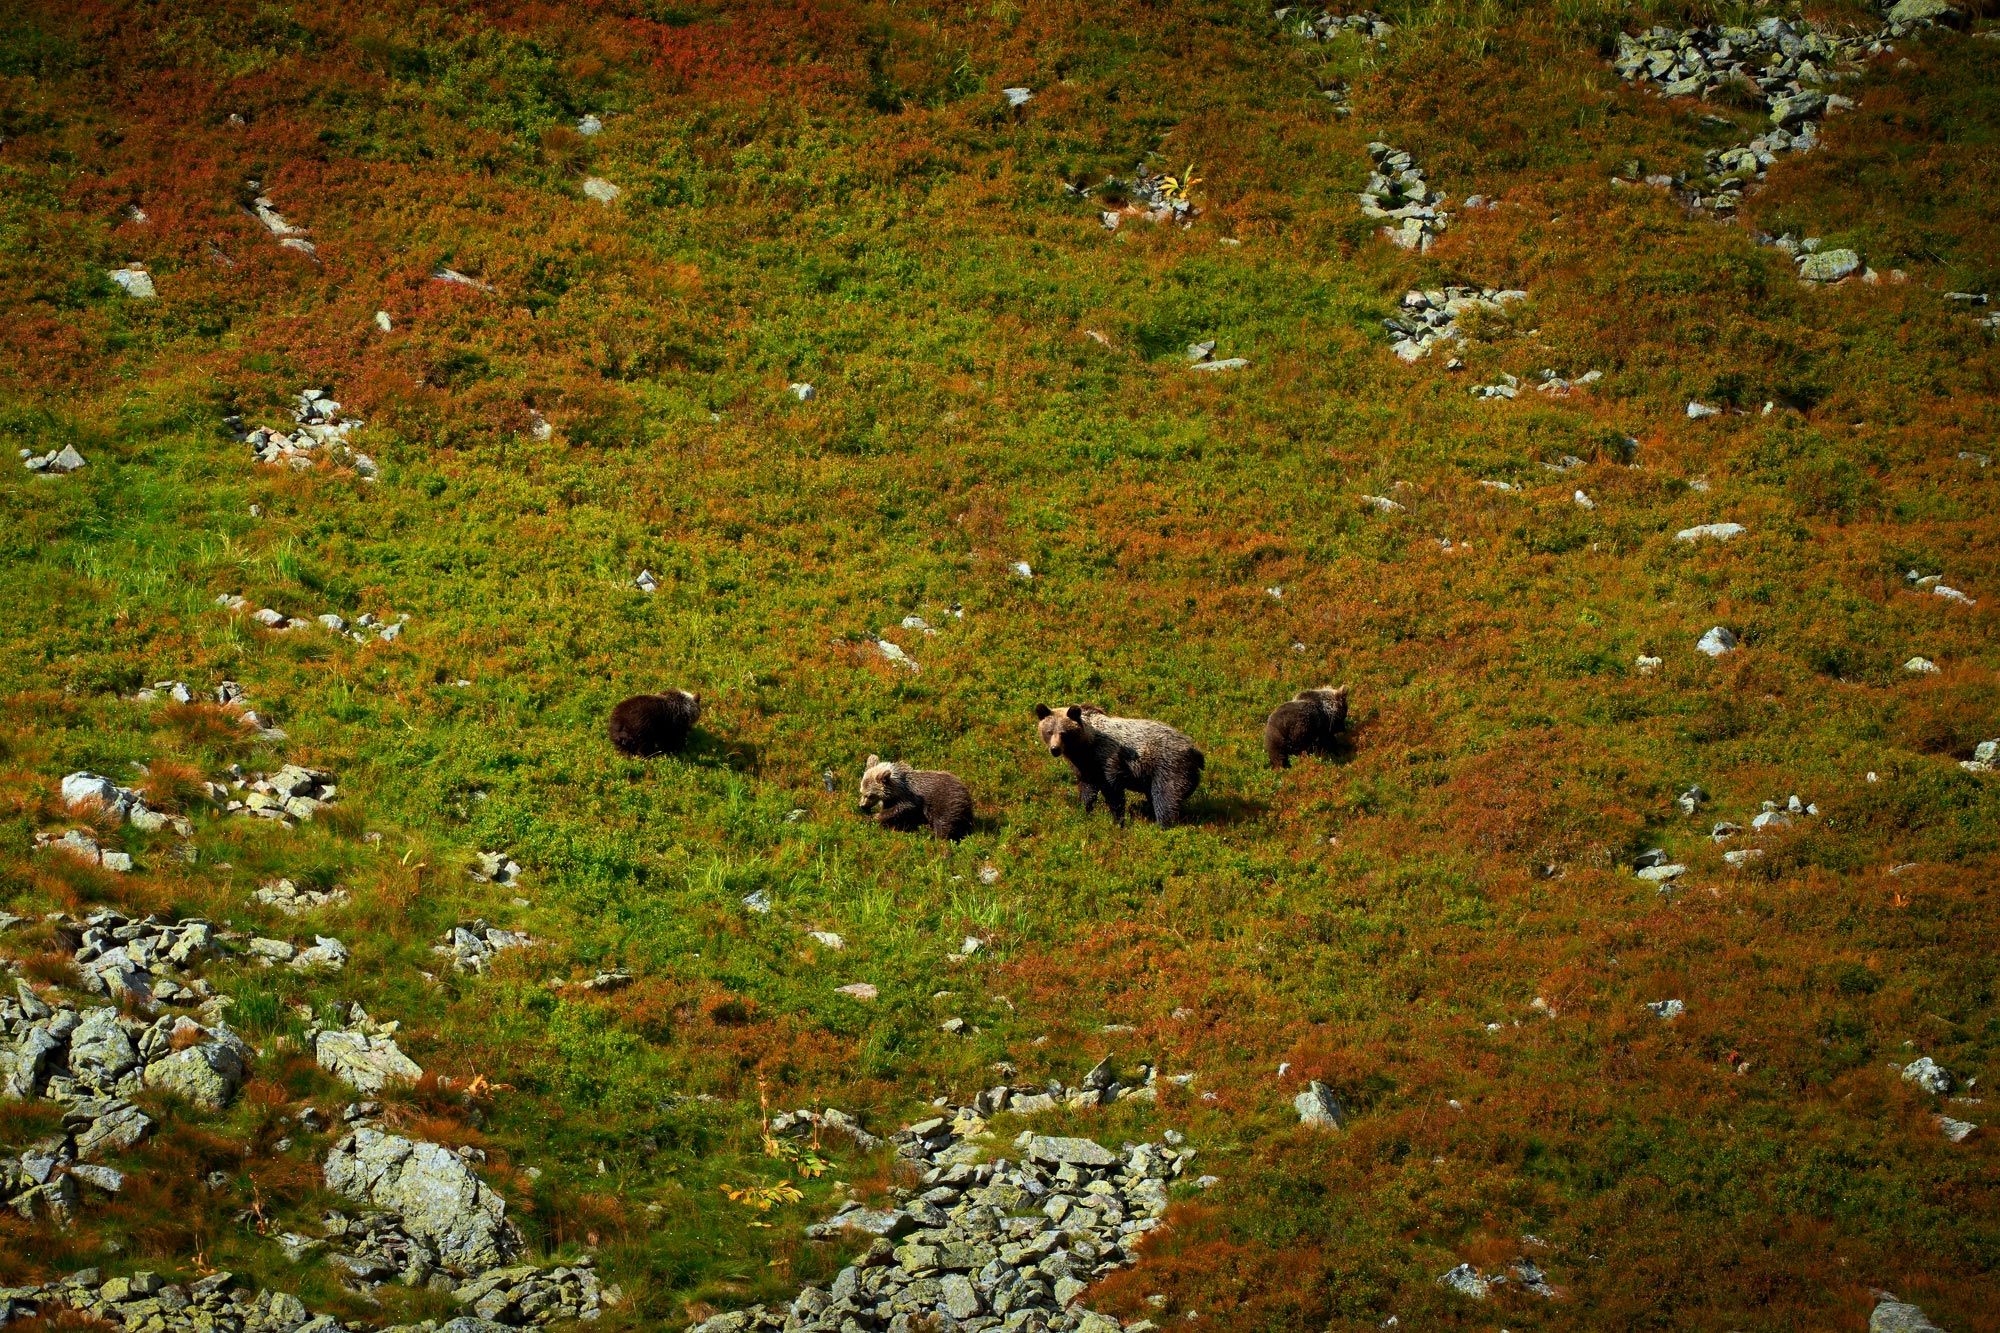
[1264,685,1348,768]
[1033,703,1205,828]
[858,756,974,841]
[608,689,702,756]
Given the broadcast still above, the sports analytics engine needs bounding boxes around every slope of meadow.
[0,0,1996,1329]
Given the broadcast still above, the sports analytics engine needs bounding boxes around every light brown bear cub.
[1263,685,1348,768]
[1032,703,1204,828]
[858,756,974,841]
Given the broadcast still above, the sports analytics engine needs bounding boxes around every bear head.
[857,754,902,810]
[671,688,703,718]
[1033,703,1095,757]
[1297,685,1346,708]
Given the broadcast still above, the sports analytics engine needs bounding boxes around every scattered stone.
[1068,162,1202,229]
[1686,401,1721,419]
[433,267,495,293]
[704,1104,1188,1333]
[1636,863,1686,883]
[580,177,620,205]
[1187,357,1249,373]
[1511,1258,1557,1297]
[468,853,523,886]
[835,983,878,1001]
[1385,287,1528,360]
[1635,654,1663,675]
[375,310,394,332]
[1676,522,1745,542]
[1723,848,1764,867]
[788,383,815,401]
[1437,1263,1490,1299]
[22,443,87,474]
[1696,626,1738,657]
[742,890,773,915]
[1646,999,1685,1020]
[108,266,156,299]
[809,932,846,950]
[254,879,350,916]
[1609,17,1888,217]
[231,764,340,824]
[1281,8,1394,42]
[432,922,539,975]
[1905,657,1939,674]
[1002,87,1034,107]
[228,391,377,478]
[1358,494,1405,514]
[577,113,603,136]
[635,569,659,593]
[1573,490,1596,511]
[1960,739,1999,774]
[1361,143,1448,251]
[1935,1115,1977,1144]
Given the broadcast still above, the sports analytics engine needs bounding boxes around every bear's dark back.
[608,693,696,756]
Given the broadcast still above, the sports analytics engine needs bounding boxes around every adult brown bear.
[1032,703,1204,828]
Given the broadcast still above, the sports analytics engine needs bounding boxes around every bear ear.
[1033,703,1051,719]
[1065,705,1083,721]
[865,753,879,767]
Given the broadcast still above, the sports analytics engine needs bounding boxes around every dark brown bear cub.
[1032,703,1204,828]
[608,689,702,756]
[858,756,974,841]
[1264,685,1348,768]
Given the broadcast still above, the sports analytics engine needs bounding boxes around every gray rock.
[1023,1135,1120,1167]
[1798,248,1862,283]
[142,1030,249,1111]
[108,267,156,299]
[1900,1057,1952,1096]
[1885,0,1958,27]
[323,1129,521,1273]
[1293,1082,1345,1130]
[1696,626,1738,657]
[581,177,620,205]
[1935,1115,1976,1144]
[67,1008,140,1088]
[1646,999,1685,1020]
[1872,1298,1947,1333]
[316,1030,423,1094]
[1437,1262,1490,1298]
[1675,522,1745,542]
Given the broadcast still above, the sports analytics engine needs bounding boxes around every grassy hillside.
[1,0,1996,1329]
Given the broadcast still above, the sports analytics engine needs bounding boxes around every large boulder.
[316,1030,422,1094]
[142,1026,251,1111]
[67,1008,140,1089]
[323,1129,521,1273]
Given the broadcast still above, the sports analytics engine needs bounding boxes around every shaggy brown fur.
[607,689,702,756]
[1264,685,1348,768]
[1033,703,1204,828]
[858,756,974,841]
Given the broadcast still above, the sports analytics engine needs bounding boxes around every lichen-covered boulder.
[323,1129,521,1273]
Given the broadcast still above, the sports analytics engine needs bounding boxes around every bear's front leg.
[1102,786,1128,825]
[1077,781,1100,813]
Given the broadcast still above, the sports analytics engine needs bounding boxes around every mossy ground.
[0,0,1996,1328]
